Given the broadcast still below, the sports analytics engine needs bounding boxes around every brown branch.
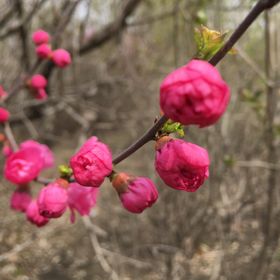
[79,0,142,55]
[0,0,45,40]
[15,0,31,71]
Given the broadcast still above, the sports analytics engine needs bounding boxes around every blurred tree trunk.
[254,9,278,280]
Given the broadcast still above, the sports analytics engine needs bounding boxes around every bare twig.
[83,216,120,280]
[0,0,45,40]
[3,122,18,151]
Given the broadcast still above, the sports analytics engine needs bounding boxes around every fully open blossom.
[4,147,43,184]
[160,59,230,127]
[38,182,68,218]
[29,74,47,89]
[112,173,158,213]
[67,182,99,223]
[0,107,10,123]
[20,140,54,169]
[52,49,71,68]
[155,137,210,192]
[70,137,112,187]
[26,200,49,227]
[36,43,52,59]
[32,29,50,45]
[10,189,32,212]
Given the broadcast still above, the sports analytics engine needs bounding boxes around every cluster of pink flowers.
[5,139,99,227]
[70,137,159,214]
[32,29,71,68]
[1,56,231,227]
[27,74,48,100]
[26,29,72,100]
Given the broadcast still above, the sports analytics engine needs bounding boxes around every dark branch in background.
[0,2,15,28]
[15,0,30,71]
[0,0,45,40]
[42,0,142,80]
[52,0,82,44]
[79,0,142,54]
[112,0,280,166]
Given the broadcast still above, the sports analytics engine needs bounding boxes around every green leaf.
[194,25,237,60]
[161,120,185,138]
[58,164,73,179]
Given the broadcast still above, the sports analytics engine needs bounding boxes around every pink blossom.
[0,85,8,100]
[37,182,68,218]
[67,182,99,223]
[32,29,50,45]
[2,144,13,157]
[26,200,49,227]
[52,49,71,68]
[155,137,210,192]
[29,74,47,89]
[10,189,32,212]
[4,147,43,184]
[20,140,54,169]
[34,88,48,100]
[0,107,10,123]
[36,44,52,59]
[70,137,113,187]
[112,173,158,213]
[160,59,230,127]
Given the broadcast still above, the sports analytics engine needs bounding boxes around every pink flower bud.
[32,29,50,45]
[37,183,68,218]
[52,49,71,68]
[2,144,13,157]
[0,107,10,123]
[70,137,113,187]
[20,140,54,169]
[4,147,43,184]
[10,189,32,212]
[160,59,230,127]
[0,85,8,100]
[112,173,158,213]
[67,182,99,223]
[29,74,47,89]
[26,200,49,227]
[36,43,52,59]
[35,88,48,100]
[155,138,210,192]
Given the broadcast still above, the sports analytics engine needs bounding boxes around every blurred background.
[0,0,280,279]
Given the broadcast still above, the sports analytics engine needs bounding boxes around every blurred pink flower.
[67,182,99,223]
[36,43,52,59]
[32,29,50,45]
[4,147,43,184]
[10,188,32,212]
[26,200,49,227]
[20,140,54,169]
[52,49,71,68]
[0,107,10,123]
[38,182,68,218]
[29,74,47,89]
